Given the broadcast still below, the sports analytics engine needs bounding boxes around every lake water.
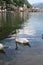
[0,12,43,65]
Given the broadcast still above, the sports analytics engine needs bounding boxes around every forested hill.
[12,0,32,8]
[0,0,32,8]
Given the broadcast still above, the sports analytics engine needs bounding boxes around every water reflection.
[0,12,29,40]
[0,12,43,65]
[0,11,32,64]
[42,34,43,39]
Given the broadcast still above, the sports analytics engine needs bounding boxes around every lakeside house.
[19,4,27,12]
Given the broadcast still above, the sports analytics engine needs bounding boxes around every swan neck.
[16,33,19,39]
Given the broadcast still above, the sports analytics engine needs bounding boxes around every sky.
[28,0,43,4]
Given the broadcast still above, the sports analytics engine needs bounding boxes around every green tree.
[0,0,3,5]
[1,0,32,8]
[13,0,32,8]
[6,0,11,4]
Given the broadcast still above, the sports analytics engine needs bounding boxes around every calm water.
[0,12,43,65]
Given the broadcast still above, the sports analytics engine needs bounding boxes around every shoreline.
[28,8,43,12]
[0,8,43,13]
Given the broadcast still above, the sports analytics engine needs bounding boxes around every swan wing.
[16,38,29,43]
[0,44,4,49]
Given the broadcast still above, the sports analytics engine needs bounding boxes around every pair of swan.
[0,30,30,50]
[15,30,31,49]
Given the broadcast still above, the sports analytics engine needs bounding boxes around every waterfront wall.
[28,8,43,12]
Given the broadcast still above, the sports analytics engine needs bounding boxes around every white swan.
[15,30,31,49]
[16,38,29,44]
[0,43,8,50]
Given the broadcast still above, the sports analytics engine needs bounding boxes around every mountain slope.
[32,3,43,9]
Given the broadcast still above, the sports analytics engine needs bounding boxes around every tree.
[0,0,3,5]
[1,0,32,8]
[6,0,11,4]
[13,0,32,8]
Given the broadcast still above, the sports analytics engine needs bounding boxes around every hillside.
[0,0,32,8]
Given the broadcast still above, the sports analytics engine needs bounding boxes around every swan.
[15,30,31,49]
[0,43,8,50]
